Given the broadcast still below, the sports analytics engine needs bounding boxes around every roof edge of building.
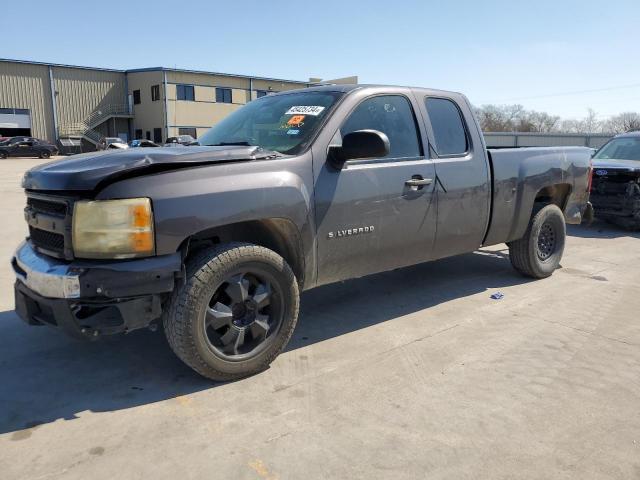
[0,58,311,84]
[127,66,310,84]
[0,57,125,73]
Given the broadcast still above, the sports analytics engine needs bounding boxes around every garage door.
[0,108,32,137]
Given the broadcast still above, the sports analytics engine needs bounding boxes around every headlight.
[72,198,154,259]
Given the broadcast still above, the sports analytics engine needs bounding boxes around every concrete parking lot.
[0,157,638,480]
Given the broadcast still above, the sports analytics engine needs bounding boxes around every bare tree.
[474,104,638,134]
[520,111,560,133]
[603,112,640,134]
[583,108,599,133]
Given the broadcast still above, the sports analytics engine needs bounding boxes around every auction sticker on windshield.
[285,106,325,116]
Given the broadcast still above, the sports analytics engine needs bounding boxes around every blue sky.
[3,0,639,119]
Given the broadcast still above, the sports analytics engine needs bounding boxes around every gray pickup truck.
[13,85,592,380]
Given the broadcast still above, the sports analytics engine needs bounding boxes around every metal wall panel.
[484,132,613,149]
[52,66,127,126]
[0,61,55,140]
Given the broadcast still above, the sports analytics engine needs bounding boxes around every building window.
[0,108,30,115]
[176,84,195,101]
[151,85,160,102]
[135,129,143,140]
[133,90,141,105]
[153,128,162,143]
[256,90,269,98]
[216,87,232,103]
[178,127,197,139]
[146,131,151,140]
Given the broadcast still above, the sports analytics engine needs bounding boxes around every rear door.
[312,89,437,285]
[417,94,491,258]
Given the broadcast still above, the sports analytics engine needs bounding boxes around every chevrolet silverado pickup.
[12,85,592,380]
[590,131,640,230]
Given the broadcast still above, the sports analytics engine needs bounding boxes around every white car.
[97,137,129,150]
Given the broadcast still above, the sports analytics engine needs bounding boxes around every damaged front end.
[590,167,640,230]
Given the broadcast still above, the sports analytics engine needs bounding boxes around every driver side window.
[340,95,422,159]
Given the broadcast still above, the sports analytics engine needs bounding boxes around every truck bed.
[483,146,592,246]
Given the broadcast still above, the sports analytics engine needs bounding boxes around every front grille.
[29,226,65,253]
[25,193,75,259]
[27,197,67,217]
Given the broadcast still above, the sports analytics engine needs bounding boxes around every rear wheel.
[0,152,7,159]
[39,151,51,159]
[508,204,566,279]
[164,243,299,381]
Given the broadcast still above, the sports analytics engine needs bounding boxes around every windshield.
[594,137,640,161]
[198,91,343,155]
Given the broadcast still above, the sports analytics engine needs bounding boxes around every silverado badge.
[328,226,375,239]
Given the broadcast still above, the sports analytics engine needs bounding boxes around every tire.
[164,243,299,381]
[508,204,566,279]
[0,152,7,159]
[40,151,51,159]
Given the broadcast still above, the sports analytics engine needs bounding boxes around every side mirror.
[328,129,390,168]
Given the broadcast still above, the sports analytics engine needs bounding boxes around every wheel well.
[534,183,572,210]
[182,219,305,287]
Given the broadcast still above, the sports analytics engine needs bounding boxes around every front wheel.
[508,204,566,279]
[164,243,299,381]
[0,152,7,159]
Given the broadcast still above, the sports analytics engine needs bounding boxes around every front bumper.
[12,241,182,338]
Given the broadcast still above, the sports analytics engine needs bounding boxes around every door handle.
[405,177,433,187]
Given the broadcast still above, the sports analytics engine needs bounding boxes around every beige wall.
[0,61,55,141]
[166,101,240,131]
[52,66,127,127]
[168,71,251,90]
[250,79,308,100]
[127,70,165,141]
[164,70,309,138]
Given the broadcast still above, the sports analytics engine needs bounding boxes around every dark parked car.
[164,135,197,146]
[0,137,58,159]
[13,85,592,381]
[129,139,160,148]
[590,131,640,229]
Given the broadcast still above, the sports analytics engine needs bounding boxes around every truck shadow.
[568,220,640,239]
[0,249,528,435]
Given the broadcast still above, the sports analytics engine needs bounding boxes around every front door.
[313,93,437,285]
[12,141,34,157]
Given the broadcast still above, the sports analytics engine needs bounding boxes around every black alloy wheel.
[203,270,283,360]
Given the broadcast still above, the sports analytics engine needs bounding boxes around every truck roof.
[614,130,640,138]
[274,84,464,98]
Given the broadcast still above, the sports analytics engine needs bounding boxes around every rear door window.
[341,95,422,159]
[425,98,468,156]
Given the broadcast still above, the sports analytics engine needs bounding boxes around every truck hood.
[592,158,640,173]
[23,145,277,191]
